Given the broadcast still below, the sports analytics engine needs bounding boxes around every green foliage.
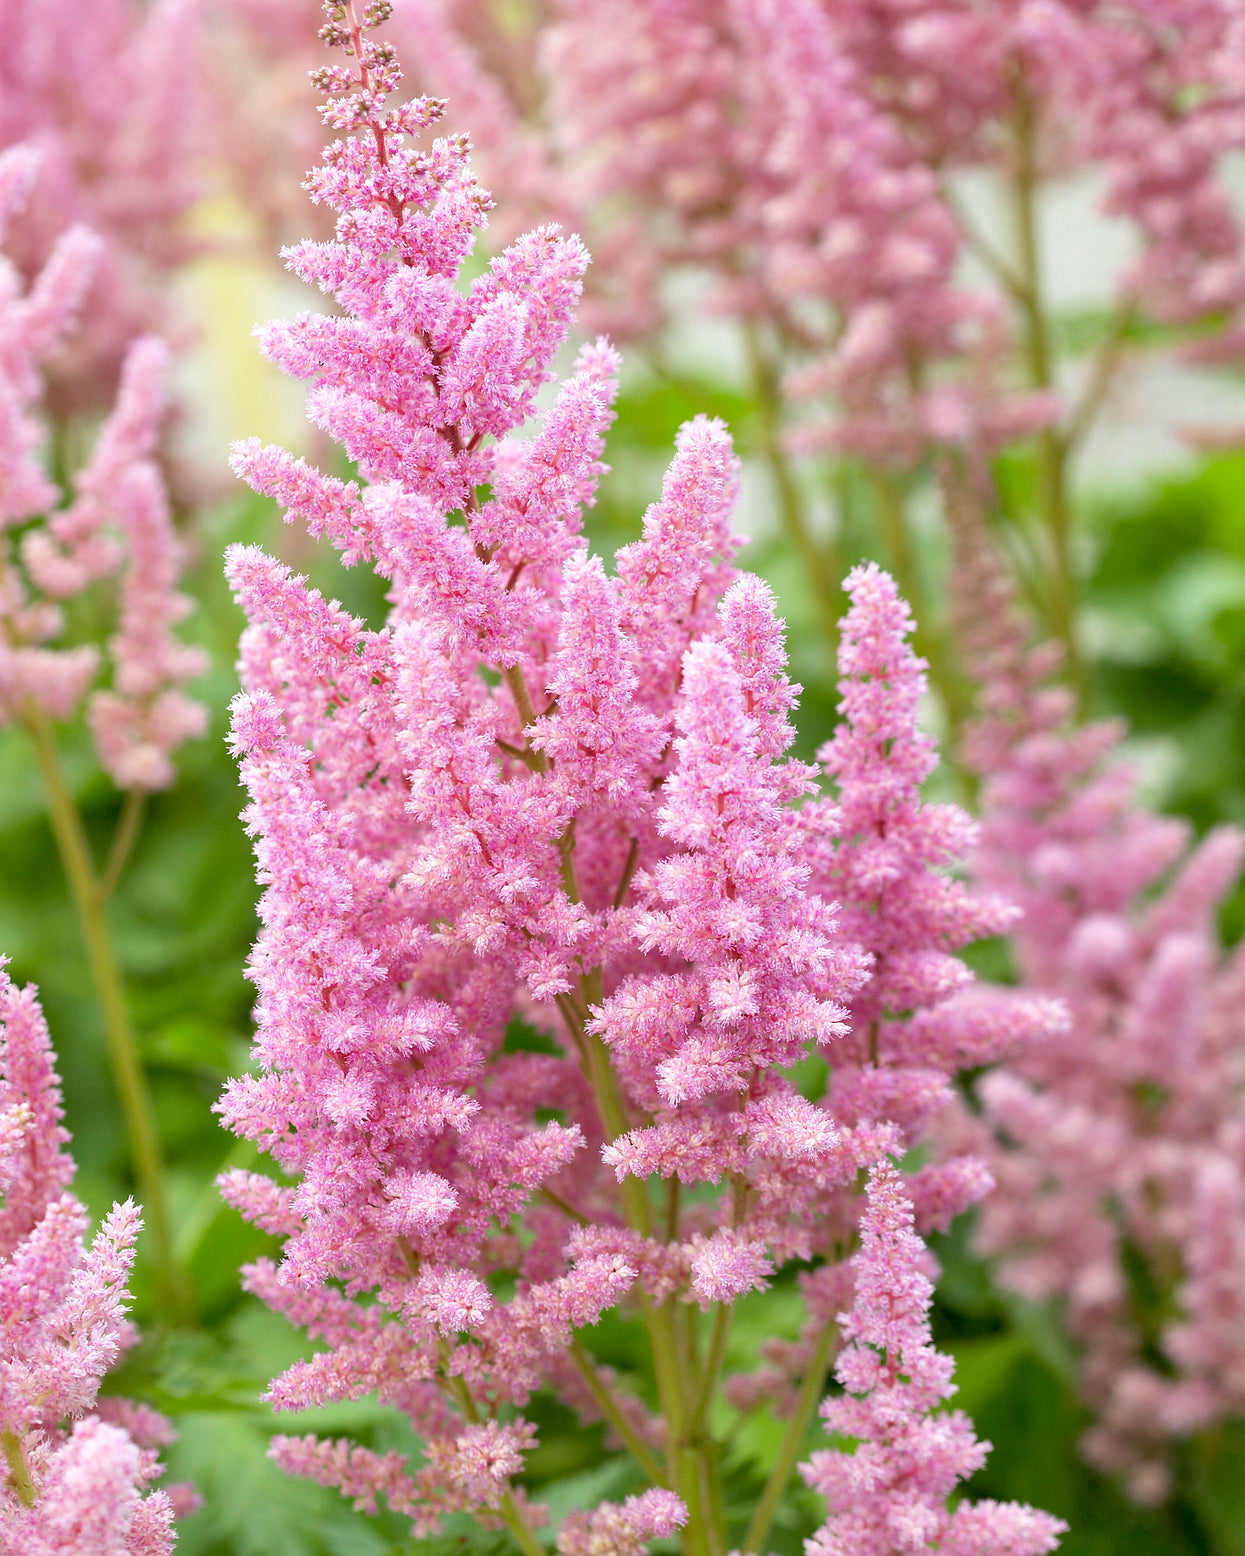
[1084,448,1245,939]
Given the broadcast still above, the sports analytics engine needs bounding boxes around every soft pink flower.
[220,6,1065,1548]
[953,506,1245,1498]
[0,964,185,1553]
[0,156,205,784]
[802,1163,1066,1556]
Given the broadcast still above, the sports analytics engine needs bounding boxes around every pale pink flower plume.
[801,1161,1066,1556]
[949,504,1245,1501]
[212,0,565,265]
[0,143,206,787]
[0,0,205,419]
[219,4,1063,1546]
[557,1489,688,1556]
[403,0,1245,466]
[723,563,1064,1421]
[0,962,186,1553]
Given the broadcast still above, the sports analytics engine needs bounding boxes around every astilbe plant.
[947,506,1245,1504]
[219,6,1064,1553]
[0,963,191,1554]
[0,142,207,1318]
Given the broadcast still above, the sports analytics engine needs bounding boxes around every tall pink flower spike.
[0,143,207,790]
[0,963,192,1554]
[947,493,1245,1503]
[801,1162,1066,1556]
[722,564,1064,1424]
[221,3,1062,1549]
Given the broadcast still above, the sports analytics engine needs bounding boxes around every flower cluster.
[950,506,1245,1503]
[801,1162,1066,1556]
[0,143,206,789]
[211,0,562,264]
[219,6,1061,1552]
[721,564,1063,1422]
[0,0,205,419]
[0,963,188,1553]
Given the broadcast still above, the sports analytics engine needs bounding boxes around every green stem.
[869,466,921,611]
[21,703,188,1325]
[99,789,145,903]
[937,175,1030,303]
[497,1488,548,1556]
[561,860,716,1556]
[689,1303,732,1438]
[742,1318,838,1555]
[1064,297,1138,455]
[1008,71,1082,696]
[675,1440,715,1556]
[503,664,547,769]
[2,1429,35,1509]
[613,836,641,910]
[700,1442,727,1556]
[539,1187,590,1227]
[177,1136,259,1264]
[742,323,842,651]
[665,1176,681,1243]
[564,994,693,1543]
[569,1337,667,1485]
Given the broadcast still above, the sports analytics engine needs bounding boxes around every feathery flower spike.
[0,963,187,1554]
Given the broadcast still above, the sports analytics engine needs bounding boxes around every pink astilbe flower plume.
[0,145,207,787]
[557,1490,688,1556]
[0,964,187,1554]
[723,565,1063,1422]
[948,500,1245,1503]
[802,1162,1066,1556]
[815,564,1064,1162]
[220,5,1064,1550]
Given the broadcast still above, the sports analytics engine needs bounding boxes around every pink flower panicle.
[0,964,72,1256]
[0,962,183,1555]
[816,562,1064,1151]
[724,563,1064,1420]
[216,0,564,267]
[802,1162,1066,1556]
[221,4,1063,1547]
[540,0,1058,460]
[952,507,1245,1501]
[556,1490,688,1556]
[0,145,206,787]
[0,0,205,419]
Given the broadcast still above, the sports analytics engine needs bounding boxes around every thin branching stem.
[1064,296,1138,455]
[441,1362,547,1556]
[20,701,188,1324]
[742,322,842,651]
[569,1337,668,1485]
[99,789,144,903]
[1,1430,35,1509]
[1008,66,1083,695]
[742,1318,838,1555]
